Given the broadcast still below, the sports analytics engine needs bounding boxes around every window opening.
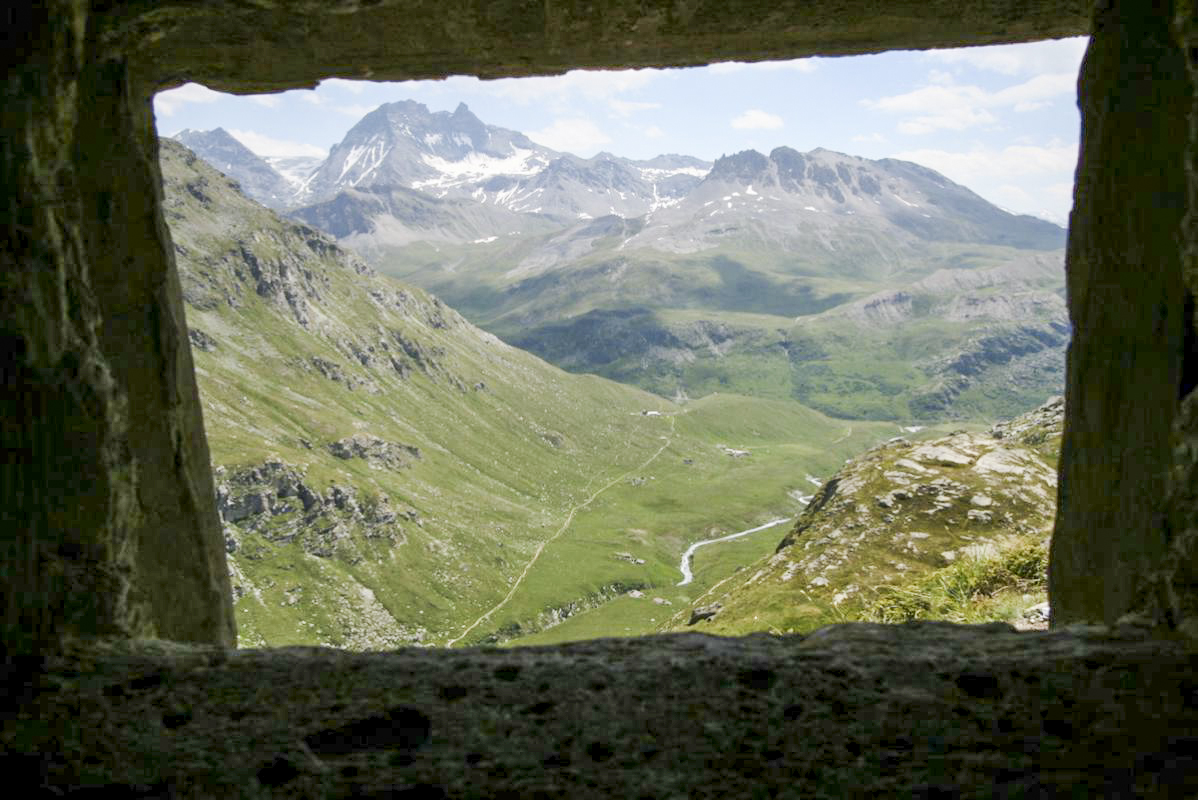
[153,37,1085,649]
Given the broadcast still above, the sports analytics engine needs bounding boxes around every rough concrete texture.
[6,625,1198,798]
[6,0,1198,791]
[76,54,236,651]
[112,0,1089,93]
[1129,2,1198,638]
[1051,0,1196,626]
[0,1,149,653]
[1,2,235,654]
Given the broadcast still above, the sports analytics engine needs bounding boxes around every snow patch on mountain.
[413,148,547,190]
[637,166,711,180]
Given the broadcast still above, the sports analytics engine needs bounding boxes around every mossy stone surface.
[8,624,1198,797]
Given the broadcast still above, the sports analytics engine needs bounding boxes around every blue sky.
[155,37,1087,225]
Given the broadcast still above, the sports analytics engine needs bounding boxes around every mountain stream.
[676,518,791,586]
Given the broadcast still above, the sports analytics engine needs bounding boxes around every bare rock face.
[326,434,421,471]
[214,459,411,567]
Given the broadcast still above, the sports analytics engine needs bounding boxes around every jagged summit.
[622,143,1066,254]
[293,99,551,205]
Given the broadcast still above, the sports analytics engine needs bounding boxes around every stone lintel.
[10,623,1198,797]
[108,0,1092,93]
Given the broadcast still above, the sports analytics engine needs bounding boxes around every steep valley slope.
[163,138,910,648]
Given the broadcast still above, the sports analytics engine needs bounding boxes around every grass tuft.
[863,533,1048,625]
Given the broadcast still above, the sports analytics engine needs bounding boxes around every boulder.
[688,603,723,625]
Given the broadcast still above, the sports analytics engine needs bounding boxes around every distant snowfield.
[638,166,711,180]
[413,147,547,189]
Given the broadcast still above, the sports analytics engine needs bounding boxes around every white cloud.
[864,71,1076,134]
[488,68,660,105]
[731,109,784,130]
[153,82,224,117]
[248,94,282,108]
[992,71,1077,108]
[300,93,324,105]
[227,129,328,158]
[892,142,1078,182]
[926,37,1088,76]
[851,133,887,144]
[644,125,665,139]
[319,78,368,94]
[526,118,611,155]
[987,182,1075,225]
[894,144,1078,223]
[609,99,661,117]
[898,106,997,135]
[333,103,378,118]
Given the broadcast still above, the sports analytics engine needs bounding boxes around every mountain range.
[162,136,918,648]
[172,99,1069,423]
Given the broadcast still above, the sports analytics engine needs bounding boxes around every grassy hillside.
[374,233,1065,421]
[164,139,907,649]
[657,397,1063,638]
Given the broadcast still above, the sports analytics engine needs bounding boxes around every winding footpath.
[676,518,791,586]
[447,415,678,647]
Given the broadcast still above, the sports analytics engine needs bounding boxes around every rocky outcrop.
[674,398,1064,634]
[187,328,218,352]
[688,602,723,625]
[936,324,1070,379]
[326,434,421,471]
[909,327,1068,418]
[214,459,415,568]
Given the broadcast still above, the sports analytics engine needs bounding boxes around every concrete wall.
[2,1,234,653]
[1050,0,1195,625]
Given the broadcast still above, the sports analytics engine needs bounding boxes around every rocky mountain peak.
[171,128,294,210]
[707,149,771,183]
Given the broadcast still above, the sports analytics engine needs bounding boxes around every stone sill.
[7,621,1198,798]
